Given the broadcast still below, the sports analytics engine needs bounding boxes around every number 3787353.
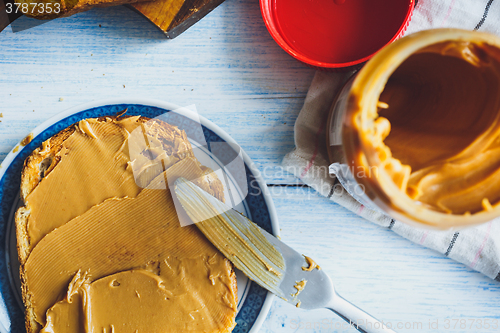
[5,2,61,14]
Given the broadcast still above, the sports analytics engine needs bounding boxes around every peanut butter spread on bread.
[16,116,237,333]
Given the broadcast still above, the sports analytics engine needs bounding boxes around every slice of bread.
[15,115,237,333]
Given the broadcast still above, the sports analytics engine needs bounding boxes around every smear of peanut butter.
[40,271,88,333]
[43,261,235,333]
[24,118,143,251]
[364,41,500,214]
[302,256,321,271]
[21,133,34,146]
[26,158,237,332]
[22,117,237,333]
[291,280,307,297]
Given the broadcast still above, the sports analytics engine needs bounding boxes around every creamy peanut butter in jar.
[328,29,500,229]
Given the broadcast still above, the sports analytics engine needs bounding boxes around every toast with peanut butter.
[15,115,237,333]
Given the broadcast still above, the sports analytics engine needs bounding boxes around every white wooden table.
[1,1,500,332]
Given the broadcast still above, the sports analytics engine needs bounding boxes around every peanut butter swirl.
[344,30,500,227]
[377,41,500,214]
[42,262,235,333]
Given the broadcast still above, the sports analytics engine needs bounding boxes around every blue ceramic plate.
[0,99,279,333]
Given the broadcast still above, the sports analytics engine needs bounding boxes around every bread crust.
[17,123,81,333]
[16,115,237,333]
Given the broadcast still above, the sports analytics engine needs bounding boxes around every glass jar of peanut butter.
[328,29,500,229]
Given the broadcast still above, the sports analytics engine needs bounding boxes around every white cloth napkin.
[282,0,500,281]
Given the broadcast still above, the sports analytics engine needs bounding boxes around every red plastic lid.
[261,0,414,69]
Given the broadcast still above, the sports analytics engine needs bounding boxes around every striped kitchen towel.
[282,0,500,281]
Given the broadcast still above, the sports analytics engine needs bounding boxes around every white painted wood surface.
[1,1,500,332]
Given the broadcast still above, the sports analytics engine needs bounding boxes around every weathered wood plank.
[0,1,314,184]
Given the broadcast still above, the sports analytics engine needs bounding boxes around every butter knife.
[174,177,396,333]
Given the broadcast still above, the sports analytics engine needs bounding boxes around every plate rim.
[0,98,279,333]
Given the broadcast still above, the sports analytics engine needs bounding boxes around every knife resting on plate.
[174,177,397,333]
